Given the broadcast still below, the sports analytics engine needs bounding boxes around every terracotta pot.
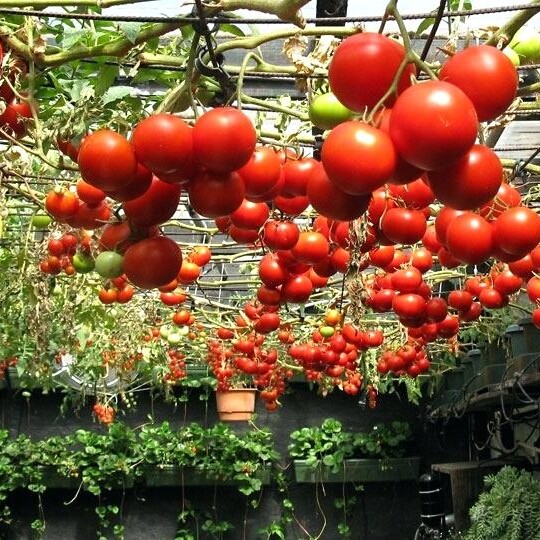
[215,388,256,421]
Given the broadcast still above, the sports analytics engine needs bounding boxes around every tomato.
[330,246,350,273]
[254,312,281,334]
[328,32,415,112]
[307,162,370,221]
[459,301,483,322]
[390,177,435,209]
[257,285,282,306]
[425,297,448,323]
[480,182,521,219]
[291,231,330,264]
[437,315,460,338]
[527,276,540,303]
[427,145,503,210]
[369,288,395,312]
[308,92,352,130]
[229,200,269,230]
[99,288,118,304]
[189,246,211,267]
[123,236,182,289]
[391,267,423,293]
[132,113,195,177]
[263,220,300,251]
[0,99,32,138]
[76,179,105,206]
[229,225,259,244]
[188,170,245,218]
[533,307,540,328]
[493,269,523,295]
[435,207,465,246]
[509,27,540,63]
[392,293,426,319]
[369,245,395,268]
[411,247,433,273]
[160,291,187,306]
[69,200,111,229]
[368,187,396,224]
[192,107,256,173]
[273,194,309,215]
[281,275,313,303]
[492,206,540,257]
[389,81,478,170]
[72,252,95,273]
[438,45,518,122]
[259,254,288,287]
[307,268,328,289]
[45,189,79,221]
[446,212,493,265]
[448,290,474,312]
[107,163,153,202]
[31,213,52,229]
[422,225,441,252]
[177,260,201,284]
[95,251,124,278]
[321,122,396,195]
[380,207,427,246]
[123,176,181,227]
[78,129,137,191]
[478,288,506,309]
[237,146,281,200]
[281,157,318,197]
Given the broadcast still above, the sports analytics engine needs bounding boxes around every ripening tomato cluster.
[92,402,115,425]
[377,343,431,378]
[164,349,186,384]
[39,231,92,276]
[98,276,135,305]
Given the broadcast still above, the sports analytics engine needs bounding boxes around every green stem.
[485,0,540,47]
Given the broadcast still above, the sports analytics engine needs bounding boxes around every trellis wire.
[0,3,538,23]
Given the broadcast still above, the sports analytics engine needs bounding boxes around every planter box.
[144,464,272,488]
[519,318,540,353]
[506,324,527,358]
[293,457,420,484]
[36,466,134,490]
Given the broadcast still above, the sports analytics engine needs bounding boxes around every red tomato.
[291,231,330,264]
[108,164,153,202]
[274,194,309,215]
[389,81,478,170]
[188,170,245,218]
[492,206,540,257]
[422,225,442,252]
[328,32,415,111]
[330,246,350,273]
[478,288,506,309]
[123,176,181,227]
[321,122,396,195]
[435,207,465,246]
[446,212,493,265]
[307,162,370,221]
[427,145,503,210]
[258,254,288,287]
[257,285,282,306]
[237,146,281,199]
[0,99,32,138]
[390,177,435,209]
[189,246,211,267]
[437,315,459,338]
[527,276,540,303]
[45,189,79,221]
[438,45,518,122]
[425,297,448,323]
[123,236,182,289]
[480,182,521,219]
[229,225,259,245]
[69,200,111,229]
[254,312,281,334]
[369,245,395,268]
[411,247,433,273]
[448,290,474,312]
[380,207,427,245]
[281,158,318,197]
[177,260,201,285]
[229,200,269,230]
[391,267,423,293]
[263,220,300,251]
[392,293,426,319]
[78,130,137,191]
[493,270,523,295]
[132,114,195,177]
[76,179,105,206]
[281,275,313,303]
[192,107,256,173]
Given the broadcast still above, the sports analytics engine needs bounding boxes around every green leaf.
[416,17,436,36]
[119,22,143,44]
[219,24,246,37]
[95,64,119,96]
[102,86,133,105]
[63,29,90,49]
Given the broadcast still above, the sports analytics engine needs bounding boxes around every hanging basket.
[215,388,256,421]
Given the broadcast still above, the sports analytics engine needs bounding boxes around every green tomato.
[502,47,520,67]
[509,27,540,62]
[177,325,190,336]
[160,325,172,339]
[309,92,353,130]
[72,252,95,274]
[319,325,335,338]
[167,332,183,345]
[31,213,52,228]
[95,251,124,279]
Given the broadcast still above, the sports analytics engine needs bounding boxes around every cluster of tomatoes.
[376,343,431,378]
[92,402,116,425]
[38,231,93,276]
[164,349,187,385]
[208,330,287,410]
[97,275,135,304]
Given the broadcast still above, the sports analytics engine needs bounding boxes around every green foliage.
[464,466,540,540]
[288,418,413,472]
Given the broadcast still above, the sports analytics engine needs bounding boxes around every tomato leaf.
[95,64,119,96]
[119,22,142,44]
[219,23,246,37]
[102,86,133,105]
[416,17,436,36]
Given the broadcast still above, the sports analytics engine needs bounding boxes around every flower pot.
[506,324,527,358]
[215,388,256,421]
[293,457,420,483]
[518,317,540,353]
[144,464,272,487]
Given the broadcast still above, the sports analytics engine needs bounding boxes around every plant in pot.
[463,466,540,540]
[289,418,419,483]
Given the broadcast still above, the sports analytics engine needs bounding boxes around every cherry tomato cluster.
[98,277,135,305]
[39,231,92,276]
[164,349,186,384]
[92,402,115,425]
[377,343,431,378]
